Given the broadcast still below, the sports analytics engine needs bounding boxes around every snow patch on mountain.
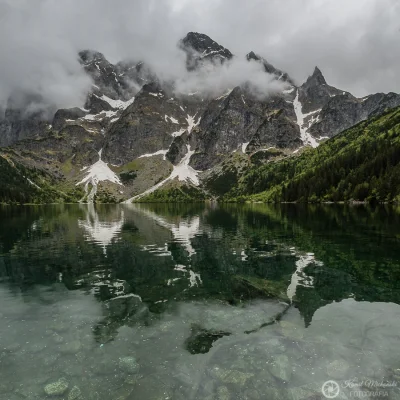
[98,95,135,110]
[186,114,201,133]
[77,149,122,203]
[171,128,186,137]
[83,109,117,121]
[124,145,199,203]
[293,90,319,148]
[283,87,295,94]
[165,115,179,124]
[138,149,168,160]
[26,177,41,189]
[216,89,233,100]
[172,145,199,185]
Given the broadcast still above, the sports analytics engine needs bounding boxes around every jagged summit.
[246,51,259,61]
[181,32,233,59]
[78,50,106,64]
[305,66,327,86]
[180,32,233,70]
[246,51,295,86]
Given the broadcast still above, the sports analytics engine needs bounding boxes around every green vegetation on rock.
[222,106,400,203]
[137,180,206,202]
[0,154,84,204]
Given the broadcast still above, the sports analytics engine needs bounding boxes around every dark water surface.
[0,203,400,399]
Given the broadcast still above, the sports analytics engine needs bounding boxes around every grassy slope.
[136,179,206,203]
[222,106,400,203]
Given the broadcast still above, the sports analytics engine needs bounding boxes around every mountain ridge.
[1,31,400,204]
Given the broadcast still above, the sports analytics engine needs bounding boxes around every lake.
[0,203,399,400]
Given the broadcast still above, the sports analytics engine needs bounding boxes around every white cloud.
[0,0,398,112]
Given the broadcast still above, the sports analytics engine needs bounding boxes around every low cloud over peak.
[0,0,398,111]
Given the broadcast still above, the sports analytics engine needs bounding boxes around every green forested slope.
[0,154,83,204]
[223,106,400,203]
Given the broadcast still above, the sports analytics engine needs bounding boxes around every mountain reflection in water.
[0,203,399,400]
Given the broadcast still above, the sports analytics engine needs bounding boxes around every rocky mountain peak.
[181,32,233,59]
[78,50,107,65]
[246,51,295,86]
[246,51,260,62]
[180,32,233,70]
[305,66,327,86]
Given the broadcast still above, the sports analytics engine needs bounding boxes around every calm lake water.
[0,203,400,400]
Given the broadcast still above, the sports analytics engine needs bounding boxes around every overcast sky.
[0,0,399,110]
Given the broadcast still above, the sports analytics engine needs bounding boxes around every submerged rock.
[326,359,350,379]
[106,295,142,319]
[264,338,286,353]
[217,386,230,400]
[185,324,231,354]
[3,342,21,353]
[269,354,291,381]
[124,374,141,385]
[279,320,304,340]
[59,340,82,354]
[210,367,254,386]
[29,342,47,353]
[119,356,140,374]
[43,354,60,367]
[50,322,70,333]
[92,359,118,376]
[68,385,82,400]
[52,333,64,344]
[44,378,69,396]
[114,385,135,400]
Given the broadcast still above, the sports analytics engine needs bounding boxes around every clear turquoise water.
[0,203,399,399]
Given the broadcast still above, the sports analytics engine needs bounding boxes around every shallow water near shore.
[0,203,400,399]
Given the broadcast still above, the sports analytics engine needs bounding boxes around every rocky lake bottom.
[0,203,399,400]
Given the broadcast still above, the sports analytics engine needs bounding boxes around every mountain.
[246,51,295,86]
[218,105,400,203]
[180,31,233,70]
[1,31,400,204]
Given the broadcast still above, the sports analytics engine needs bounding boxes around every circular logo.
[322,380,340,398]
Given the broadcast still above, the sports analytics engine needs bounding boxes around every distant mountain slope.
[221,106,400,203]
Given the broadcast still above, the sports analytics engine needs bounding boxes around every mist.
[0,0,399,112]
[173,56,287,99]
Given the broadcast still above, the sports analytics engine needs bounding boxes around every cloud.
[173,56,287,99]
[0,0,398,114]
[0,0,92,112]
[188,0,400,97]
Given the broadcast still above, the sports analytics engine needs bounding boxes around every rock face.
[298,67,400,140]
[1,31,400,201]
[180,32,233,70]
[78,50,150,101]
[0,107,50,147]
[103,82,189,165]
[246,51,295,86]
[190,87,301,170]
